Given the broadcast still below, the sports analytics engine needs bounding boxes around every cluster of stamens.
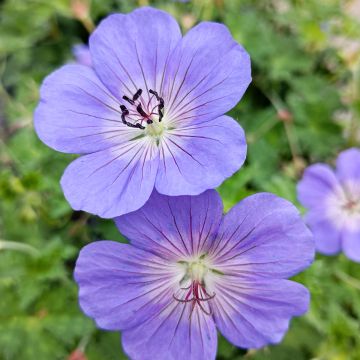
[174,257,216,318]
[120,88,164,130]
[173,280,215,317]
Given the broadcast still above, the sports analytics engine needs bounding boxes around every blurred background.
[1,0,360,359]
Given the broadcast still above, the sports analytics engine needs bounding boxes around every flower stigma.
[174,254,221,318]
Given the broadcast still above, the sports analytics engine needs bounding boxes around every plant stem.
[335,269,360,291]
[0,240,39,256]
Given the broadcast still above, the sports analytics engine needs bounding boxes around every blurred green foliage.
[0,0,360,359]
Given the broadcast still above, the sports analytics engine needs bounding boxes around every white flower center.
[172,255,224,317]
[326,180,360,231]
[187,260,209,283]
[145,118,166,140]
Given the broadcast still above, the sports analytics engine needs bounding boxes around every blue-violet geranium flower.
[75,190,314,359]
[34,7,251,218]
[298,148,360,261]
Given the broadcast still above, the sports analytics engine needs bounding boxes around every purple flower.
[75,190,314,358]
[34,7,251,218]
[72,44,92,67]
[297,148,360,261]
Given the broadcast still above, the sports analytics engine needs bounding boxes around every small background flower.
[75,190,314,359]
[298,148,360,261]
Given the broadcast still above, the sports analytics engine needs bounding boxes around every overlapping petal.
[305,210,342,255]
[156,116,246,195]
[209,193,314,278]
[89,7,182,100]
[297,164,341,209]
[61,138,159,218]
[122,302,217,360]
[342,229,360,262]
[336,148,360,183]
[212,278,309,349]
[163,22,251,126]
[74,241,180,330]
[115,190,223,259]
[34,65,139,154]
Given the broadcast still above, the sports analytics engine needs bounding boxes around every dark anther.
[149,89,159,98]
[150,89,164,122]
[120,105,129,114]
[131,122,145,129]
[146,119,153,124]
[158,109,164,122]
[121,113,127,125]
[133,89,142,101]
[120,104,145,130]
[136,103,148,118]
[159,98,164,109]
[122,96,135,105]
[149,89,164,106]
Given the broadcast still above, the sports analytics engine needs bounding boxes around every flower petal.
[60,138,159,218]
[305,209,342,255]
[74,241,180,330]
[297,164,341,210]
[210,193,314,278]
[115,190,223,260]
[156,115,247,195]
[34,65,138,154]
[212,278,309,349]
[163,22,251,126]
[336,148,360,183]
[122,302,217,360]
[342,229,360,262]
[89,7,181,100]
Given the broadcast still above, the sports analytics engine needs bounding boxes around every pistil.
[174,256,217,317]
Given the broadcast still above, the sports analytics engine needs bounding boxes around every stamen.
[173,280,215,317]
[158,109,164,122]
[122,95,135,105]
[149,89,159,99]
[172,294,194,303]
[120,104,145,130]
[120,104,129,114]
[136,103,149,118]
[120,88,164,129]
[196,300,212,316]
[149,89,164,122]
[133,88,142,101]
